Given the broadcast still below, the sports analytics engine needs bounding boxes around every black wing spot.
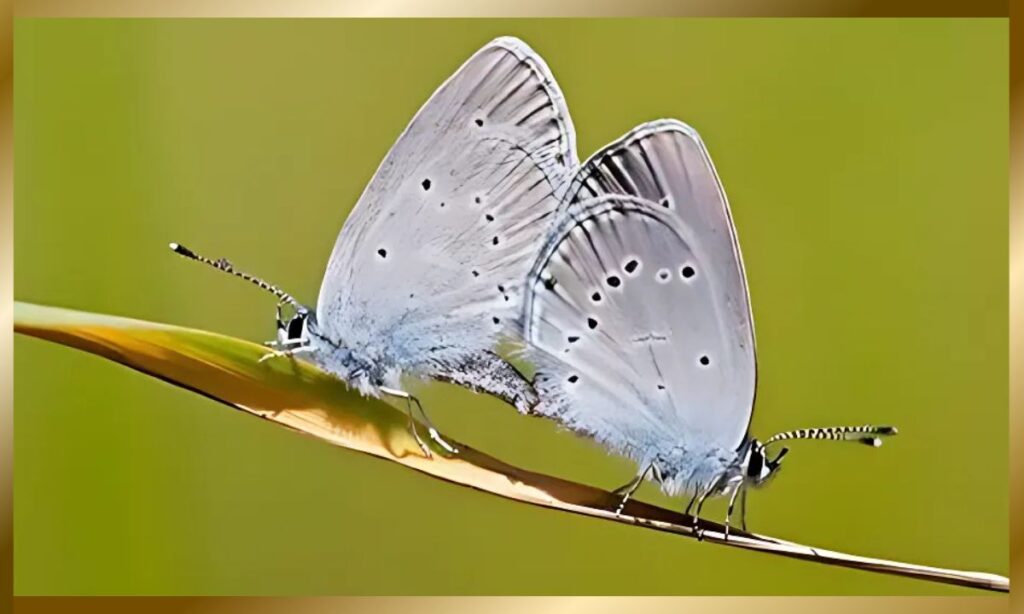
[660,197,671,209]
[497,284,505,293]
[492,316,501,325]
[657,269,671,282]
[475,196,482,204]
[543,276,557,291]
[591,291,602,302]
[699,355,711,367]
[475,118,484,127]
[492,236,500,246]
[440,201,446,208]
[567,336,579,344]
[681,265,696,279]
[624,259,639,274]
[471,270,480,278]
[587,317,598,330]
[377,248,387,259]
[567,374,579,384]
[606,275,621,288]
[657,384,666,390]
[485,213,494,222]
[421,178,431,191]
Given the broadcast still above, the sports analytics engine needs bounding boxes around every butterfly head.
[276,304,316,346]
[167,242,318,348]
[743,439,789,488]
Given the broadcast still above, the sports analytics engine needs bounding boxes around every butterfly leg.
[612,463,655,517]
[690,477,724,541]
[739,485,748,532]
[263,338,304,349]
[380,386,432,457]
[684,489,700,533]
[379,387,458,456]
[724,483,744,540]
[693,488,711,541]
[407,393,459,454]
[258,345,313,363]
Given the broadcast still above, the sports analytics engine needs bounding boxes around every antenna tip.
[169,242,194,258]
[877,425,898,436]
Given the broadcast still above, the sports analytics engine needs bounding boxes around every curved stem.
[12,301,1009,593]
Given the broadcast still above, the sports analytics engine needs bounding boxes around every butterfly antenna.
[168,242,303,310]
[763,425,898,448]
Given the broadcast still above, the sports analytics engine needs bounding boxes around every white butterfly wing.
[566,119,756,412]
[568,121,752,340]
[524,122,755,467]
[316,38,577,394]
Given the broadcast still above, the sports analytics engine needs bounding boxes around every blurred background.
[14,19,1007,594]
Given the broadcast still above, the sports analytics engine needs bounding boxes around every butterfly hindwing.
[522,121,755,488]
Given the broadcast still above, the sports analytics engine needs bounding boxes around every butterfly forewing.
[316,38,578,380]
[566,120,754,363]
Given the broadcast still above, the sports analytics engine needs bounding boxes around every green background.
[14,19,1007,594]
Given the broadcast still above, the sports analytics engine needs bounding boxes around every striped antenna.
[763,425,898,448]
[169,242,302,309]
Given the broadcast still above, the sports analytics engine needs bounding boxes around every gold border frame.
[2,1,1015,611]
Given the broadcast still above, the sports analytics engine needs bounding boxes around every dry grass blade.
[13,301,1009,593]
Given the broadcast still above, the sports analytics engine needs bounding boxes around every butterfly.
[171,37,579,455]
[520,120,896,535]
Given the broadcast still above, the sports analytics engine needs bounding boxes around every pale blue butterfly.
[521,120,896,535]
[171,37,579,455]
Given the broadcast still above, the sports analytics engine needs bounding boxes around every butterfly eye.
[287,317,305,340]
[747,449,764,478]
